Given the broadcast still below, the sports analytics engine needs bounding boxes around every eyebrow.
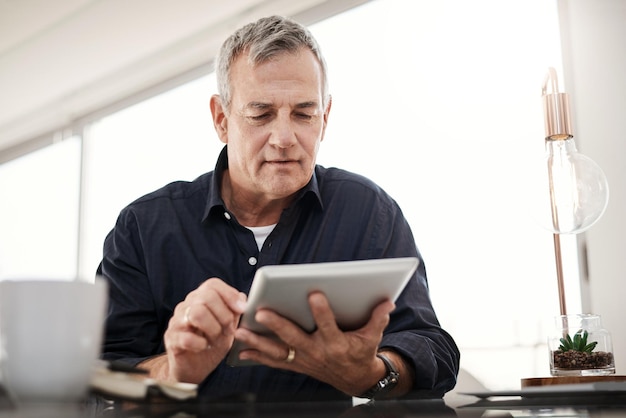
[295,101,318,109]
[244,101,319,111]
[246,102,272,111]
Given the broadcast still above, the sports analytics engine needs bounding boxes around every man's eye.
[250,114,270,121]
[295,113,313,120]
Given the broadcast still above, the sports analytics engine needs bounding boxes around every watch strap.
[358,352,400,399]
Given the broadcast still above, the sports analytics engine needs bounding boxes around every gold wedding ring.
[285,346,296,363]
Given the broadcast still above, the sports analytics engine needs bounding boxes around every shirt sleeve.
[97,207,163,366]
[375,199,460,397]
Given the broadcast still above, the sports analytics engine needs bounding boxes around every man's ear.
[320,95,332,142]
[210,94,228,144]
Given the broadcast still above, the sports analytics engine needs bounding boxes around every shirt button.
[224,212,231,220]
[248,257,257,266]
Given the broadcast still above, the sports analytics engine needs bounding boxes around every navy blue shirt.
[98,146,459,401]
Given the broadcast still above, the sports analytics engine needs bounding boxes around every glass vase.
[549,314,615,376]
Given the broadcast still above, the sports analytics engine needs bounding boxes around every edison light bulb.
[542,136,609,234]
[535,67,609,234]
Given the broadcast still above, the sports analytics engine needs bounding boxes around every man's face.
[212,48,330,202]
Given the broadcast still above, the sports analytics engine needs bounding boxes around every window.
[312,0,573,389]
[0,136,81,279]
[78,74,223,279]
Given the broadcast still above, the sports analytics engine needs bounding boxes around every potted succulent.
[549,315,615,376]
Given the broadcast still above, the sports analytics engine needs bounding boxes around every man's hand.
[141,278,247,384]
[233,291,409,397]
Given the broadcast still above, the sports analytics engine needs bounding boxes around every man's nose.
[268,114,297,148]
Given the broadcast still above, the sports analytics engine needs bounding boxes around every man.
[98,15,459,402]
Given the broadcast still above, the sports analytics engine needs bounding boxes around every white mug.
[0,279,108,402]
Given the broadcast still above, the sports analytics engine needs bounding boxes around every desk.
[1,395,455,418]
[447,391,626,418]
[2,391,626,417]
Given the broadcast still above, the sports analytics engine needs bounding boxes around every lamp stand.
[552,233,567,316]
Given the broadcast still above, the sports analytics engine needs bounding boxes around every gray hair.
[215,15,329,110]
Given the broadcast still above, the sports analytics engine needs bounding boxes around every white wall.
[558,0,626,374]
[0,0,369,162]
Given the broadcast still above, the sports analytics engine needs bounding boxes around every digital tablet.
[226,256,419,367]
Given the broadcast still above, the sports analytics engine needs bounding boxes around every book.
[90,365,198,401]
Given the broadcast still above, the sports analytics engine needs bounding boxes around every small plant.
[558,329,597,353]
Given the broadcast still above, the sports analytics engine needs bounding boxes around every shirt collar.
[202,146,323,223]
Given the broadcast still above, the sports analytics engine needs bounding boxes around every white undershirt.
[246,224,277,251]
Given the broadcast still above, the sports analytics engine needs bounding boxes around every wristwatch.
[358,352,400,399]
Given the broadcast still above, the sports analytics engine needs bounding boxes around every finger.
[307,292,341,336]
[165,314,212,353]
[198,278,248,314]
[169,279,245,353]
[170,330,211,353]
[184,279,247,336]
[360,299,395,335]
[182,303,219,343]
[234,328,294,365]
[189,293,237,336]
[253,308,308,345]
[308,292,395,338]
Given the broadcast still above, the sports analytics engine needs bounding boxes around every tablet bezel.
[226,257,419,367]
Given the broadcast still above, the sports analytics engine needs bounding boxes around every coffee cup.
[0,279,108,402]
